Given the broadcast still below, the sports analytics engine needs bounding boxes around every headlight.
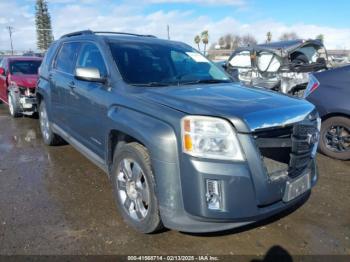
[181,116,245,161]
[316,116,321,132]
[311,116,321,158]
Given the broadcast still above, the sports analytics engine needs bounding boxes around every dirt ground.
[0,104,349,256]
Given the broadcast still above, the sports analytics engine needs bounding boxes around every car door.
[67,42,109,158]
[50,41,81,129]
[0,58,8,102]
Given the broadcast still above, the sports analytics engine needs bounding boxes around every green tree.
[201,30,209,55]
[266,31,272,43]
[35,0,54,52]
[242,34,257,46]
[194,35,201,51]
[316,34,324,43]
[279,32,299,41]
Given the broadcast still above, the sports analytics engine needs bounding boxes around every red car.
[0,56,42,117]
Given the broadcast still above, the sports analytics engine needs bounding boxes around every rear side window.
[54,42,81,74]
[229,51,251,68]
[76,43,107,77]
[256,52,281,72]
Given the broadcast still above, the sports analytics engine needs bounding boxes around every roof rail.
[93,31,157,38]
[60,30,94,39]
[60,30,157,39]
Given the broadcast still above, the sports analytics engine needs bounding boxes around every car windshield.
[109,41,231,86]
[9,60,42,75]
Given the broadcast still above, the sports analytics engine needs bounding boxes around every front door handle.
[68,81,75,89]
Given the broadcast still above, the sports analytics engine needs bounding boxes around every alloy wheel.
[8,94,14,116]
[39,105,50,141]
[324,125,350,152]
[116,158,150,221]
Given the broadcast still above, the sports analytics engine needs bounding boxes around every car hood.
[142,83,315,133]
[10,75,38,89]
[233,39,324,58]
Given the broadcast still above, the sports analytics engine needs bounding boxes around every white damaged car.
[222,39,329,97]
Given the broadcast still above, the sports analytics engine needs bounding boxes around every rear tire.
[39,101,64,146]
[319,116,350,160]
[8,93,21,118]
[111,142,163,233]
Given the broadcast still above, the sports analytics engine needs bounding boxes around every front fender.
[107,106,179,164]
[8,85,20,102]
[36,78,50,102]
[107,106,186,225]
[36,78,53,116]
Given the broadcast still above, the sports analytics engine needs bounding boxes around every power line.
[167,24,170,40]
[6,26,14,55]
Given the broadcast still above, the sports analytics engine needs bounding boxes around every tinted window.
[55,42,81,74]
[109,42,230,86]
[9,60,42,75]
[77,43,107,76]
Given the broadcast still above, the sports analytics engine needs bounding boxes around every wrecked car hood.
[142,83,315,133]
[233,39,325,57]
[10,75,38,89]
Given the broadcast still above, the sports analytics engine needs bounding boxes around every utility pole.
[167,24,170,40]
[6,26,14,55]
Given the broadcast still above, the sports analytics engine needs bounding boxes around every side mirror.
[0,67,5,76]
[75,67,106,83]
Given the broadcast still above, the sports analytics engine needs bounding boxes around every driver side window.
[77,43,107,77]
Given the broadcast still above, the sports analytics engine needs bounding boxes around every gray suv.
[37,30,320,233]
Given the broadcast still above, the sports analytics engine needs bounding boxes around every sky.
[0,0,350,51]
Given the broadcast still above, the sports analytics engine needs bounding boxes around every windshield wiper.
[130,82,172,87]
[180,79,231,85]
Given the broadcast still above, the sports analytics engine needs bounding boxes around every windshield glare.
[9,60,41,75]
[109,41,231,86]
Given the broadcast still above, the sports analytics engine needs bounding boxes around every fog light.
[206,179,222,210]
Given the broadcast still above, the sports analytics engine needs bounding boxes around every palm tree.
[266,31,272,43]
[279,32,299,41]
[201,30,209,55]
[194,35,201,51]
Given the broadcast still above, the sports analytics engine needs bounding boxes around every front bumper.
[154,131,318,233]
[19,96,37,111]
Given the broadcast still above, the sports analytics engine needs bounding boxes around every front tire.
[319,116,350,160]
[8,93,21,118]
[111,142,163,233]
[39,101,64,146]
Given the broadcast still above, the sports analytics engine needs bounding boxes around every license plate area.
[283,171,311,202]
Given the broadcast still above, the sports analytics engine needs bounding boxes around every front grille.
[254,120,318,179]
[19,87,36,96]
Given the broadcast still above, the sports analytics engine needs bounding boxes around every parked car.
[0,56,42,117]
[223,39,329,97]
[304,65,350,160]
[37,30,320,233]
